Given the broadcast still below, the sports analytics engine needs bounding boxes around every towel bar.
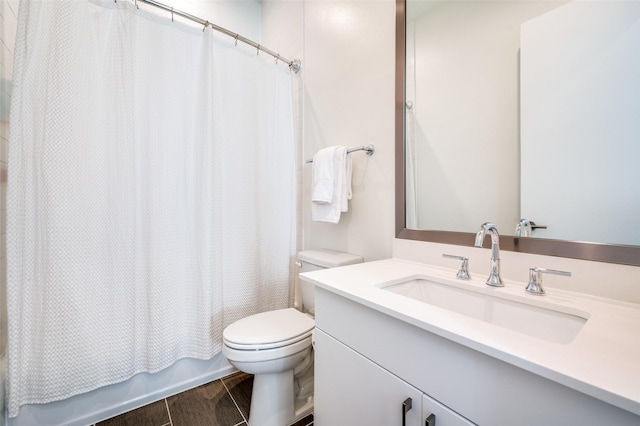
[306,144,375,163]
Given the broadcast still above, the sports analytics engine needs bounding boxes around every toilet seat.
[223,308,315,351]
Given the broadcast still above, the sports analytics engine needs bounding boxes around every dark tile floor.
[94,372,313,426]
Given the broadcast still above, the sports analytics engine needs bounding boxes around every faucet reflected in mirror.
[514,219,547,237]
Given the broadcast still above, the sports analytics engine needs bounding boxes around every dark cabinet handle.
[402,397,413,426]
[425,413,436,426]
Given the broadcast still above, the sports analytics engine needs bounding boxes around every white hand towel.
[341,153,352,212]
[312,146,347,223]
[311,147,337,204]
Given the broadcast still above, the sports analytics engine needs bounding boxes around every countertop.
[300,258,640,416]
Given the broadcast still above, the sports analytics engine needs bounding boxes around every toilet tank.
[296,249,363,315]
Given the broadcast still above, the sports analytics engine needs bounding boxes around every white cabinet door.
[314,329,423,426]
[423,393,475,426]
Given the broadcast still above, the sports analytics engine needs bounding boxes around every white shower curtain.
[6,0,296,417]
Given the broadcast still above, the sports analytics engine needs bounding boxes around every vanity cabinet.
[312,286,640,426]
[314,328,423,426]
[314,328,472,426]
[421,394,472,426]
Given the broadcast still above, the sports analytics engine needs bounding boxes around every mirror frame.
[394,0,640,266]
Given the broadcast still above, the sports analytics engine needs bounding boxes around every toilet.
[222,249,363,426]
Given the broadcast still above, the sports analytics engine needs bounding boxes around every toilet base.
[293,394,314,421]
[249,370,295,426]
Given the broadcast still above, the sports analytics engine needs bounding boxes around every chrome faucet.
[515,218,547,237]
[474,222,504,287]
[526,267,571,295]
[514,219,533,237]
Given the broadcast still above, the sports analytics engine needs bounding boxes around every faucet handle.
[526,267,571,295]
[442,254,471,280]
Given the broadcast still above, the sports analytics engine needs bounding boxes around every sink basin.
[379,277,587,344]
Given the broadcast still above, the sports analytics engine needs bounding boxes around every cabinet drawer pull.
[425,413,436,426]
[402,397,413,426]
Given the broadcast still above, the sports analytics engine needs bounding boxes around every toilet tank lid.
[297,249,363,268]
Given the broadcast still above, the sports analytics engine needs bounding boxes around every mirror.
[395,0,640,266]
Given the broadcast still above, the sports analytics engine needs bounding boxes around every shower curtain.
[6,0,296,418]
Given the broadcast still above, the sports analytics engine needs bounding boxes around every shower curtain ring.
[171,7,174,22]
[203,21,209,32]
[275,54,280,64]
[234,35,239,46]
[257,45,261,56]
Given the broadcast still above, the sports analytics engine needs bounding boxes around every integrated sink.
[379,277,588,344]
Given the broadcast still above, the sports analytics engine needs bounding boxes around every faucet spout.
[474,222,504,287]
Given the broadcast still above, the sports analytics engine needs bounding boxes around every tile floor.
[94,372,313,426]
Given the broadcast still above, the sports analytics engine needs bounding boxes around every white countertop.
[301,258,640,416]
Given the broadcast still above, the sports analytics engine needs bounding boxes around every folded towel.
[312,146,348,223]
[341,152,352,212]
[311,147,337,204]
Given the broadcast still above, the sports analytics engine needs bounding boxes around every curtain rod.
[128,0,301,73]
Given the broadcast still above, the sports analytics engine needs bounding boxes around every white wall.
[296,0,640,303]
[394,239,640,304]
[261,0,304,255]
[261,0,398,263]
[302,0,396,262]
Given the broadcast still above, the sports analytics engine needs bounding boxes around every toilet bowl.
[223,308,314,426]
[222,249,363,426]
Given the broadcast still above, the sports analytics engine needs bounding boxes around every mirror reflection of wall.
[406,0,640,246]
[405,0,567,233]
[521,1,640,246]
